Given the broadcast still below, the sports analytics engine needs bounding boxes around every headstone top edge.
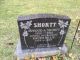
[18,14,71,21]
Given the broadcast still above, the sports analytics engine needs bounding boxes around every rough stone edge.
[18,14,71,21]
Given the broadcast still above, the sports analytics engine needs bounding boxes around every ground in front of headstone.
[14,55,64,60]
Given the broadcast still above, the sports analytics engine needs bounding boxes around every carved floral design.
[58,20,69,35]
[60,29,65,35]
[20,21,32,37]
[23,31,28,37]
[58,20,68,28]
[58,20,69,45]
[20,21,32,30]
[20,21,32,47]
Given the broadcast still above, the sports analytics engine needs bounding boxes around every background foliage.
[0,0,80,60]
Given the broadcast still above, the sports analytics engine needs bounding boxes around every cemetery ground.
[0,0,80,60]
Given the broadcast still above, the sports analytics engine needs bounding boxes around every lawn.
[0,0,80,60]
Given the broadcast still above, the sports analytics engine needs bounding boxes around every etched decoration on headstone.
[18,14,71,49]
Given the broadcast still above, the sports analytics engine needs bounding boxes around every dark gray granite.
[17,14,71,49]
[18,14,70,21]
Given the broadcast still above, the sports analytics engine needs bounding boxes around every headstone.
[18,14,71,49]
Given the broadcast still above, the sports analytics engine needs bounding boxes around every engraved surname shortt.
[34,23,56,27]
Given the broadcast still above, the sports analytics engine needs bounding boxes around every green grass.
[0,0,80,60]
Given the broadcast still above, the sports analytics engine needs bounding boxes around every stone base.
[14,41,68,60]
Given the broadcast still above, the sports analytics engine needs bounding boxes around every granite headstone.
[18,14,71,49]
